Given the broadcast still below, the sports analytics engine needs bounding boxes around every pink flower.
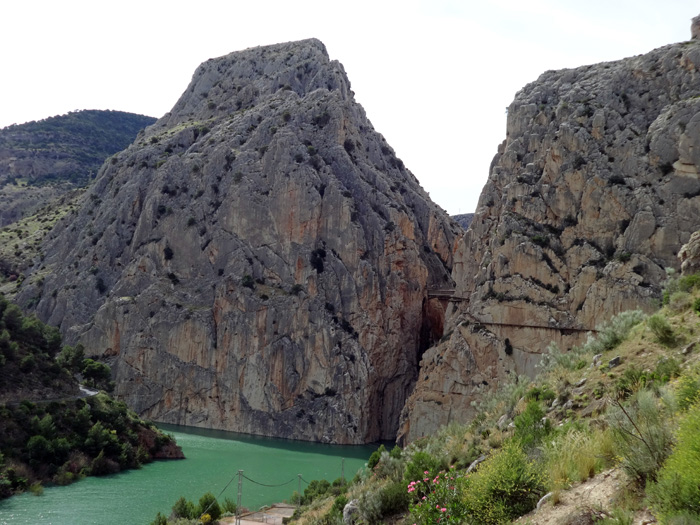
[424,471,429,474]
[441,508,447,512]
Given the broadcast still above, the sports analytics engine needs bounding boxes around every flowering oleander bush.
[407,466,467,524]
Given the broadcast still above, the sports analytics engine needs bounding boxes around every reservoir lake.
[0,424,377,525]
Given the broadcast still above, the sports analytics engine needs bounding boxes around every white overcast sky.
[0,1,697,215]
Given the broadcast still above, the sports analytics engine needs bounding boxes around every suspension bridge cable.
[241,474,298,487]
[198,470,240,519]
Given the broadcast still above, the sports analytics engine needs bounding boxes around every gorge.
[11,33,700,447]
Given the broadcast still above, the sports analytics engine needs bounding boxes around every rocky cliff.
[0,110,155,227]
[19,39,459,444]
[399,37,700,442]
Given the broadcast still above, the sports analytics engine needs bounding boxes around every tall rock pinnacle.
[20,39,459,444]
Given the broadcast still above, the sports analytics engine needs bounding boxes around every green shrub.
[669,292,692,312]
[56,344,85,373]
[89,450,119,475]
[372,450,403,481]
[525,385,556,402]
[607,390,673,484]
[647,314,677,346]
[540,311,645,373]
[301,479,331,505]
[403,450,441,484]
[26,435,54,464]
[663,272,700,305]
[241,275,255,290]
[81,359,111,389]
[678,274,700,293]
[693,297,700,314]
[648,403,700,521]
[19,354,36,372]
[331,494,348,515]
[655,356,681,383]
[615,365,652,398]
[587,310,646,354]
[473,373,532,421]
[197,492,221,521]
[379,480,409,516]
[222,497,237,514]
[676,371,700,411]
[530,234,549,247]
[150,512,167,525]
[461,441,546,524]
[514,400,551,449]
[367,444,385,470]
[172,496,196,519]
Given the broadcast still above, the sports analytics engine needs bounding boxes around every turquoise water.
[0,424,376,525]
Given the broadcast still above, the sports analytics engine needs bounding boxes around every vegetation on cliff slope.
[0,294,182,499]
[275,271,700,525]
[0,110,156,187]
[0,191,80,297]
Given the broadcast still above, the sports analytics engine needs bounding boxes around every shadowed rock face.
[399,38,700,443]
[20,39,459,444]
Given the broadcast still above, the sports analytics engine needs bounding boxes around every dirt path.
[219,504,296,524]
[515,469,656,525]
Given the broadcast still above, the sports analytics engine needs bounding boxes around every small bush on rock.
[607,389,673,484]
[648,314,677,347]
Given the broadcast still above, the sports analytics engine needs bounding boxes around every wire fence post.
[236,469,243,525]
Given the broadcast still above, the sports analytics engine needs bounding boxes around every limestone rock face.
[680,230,700,276]
[19,39,458,444]
[399,39,700,443]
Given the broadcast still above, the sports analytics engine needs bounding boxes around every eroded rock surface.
[679,230,700,276]
[19,39,458,444]
[399,38,700,443]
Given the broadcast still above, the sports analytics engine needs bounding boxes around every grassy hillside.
[274,271,700,525]
[0,110,155,187]
[0,294,183,499]
[0,110,155,228]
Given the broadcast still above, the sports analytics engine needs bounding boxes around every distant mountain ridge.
[452,213,473,230]
[0,110,156,226]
